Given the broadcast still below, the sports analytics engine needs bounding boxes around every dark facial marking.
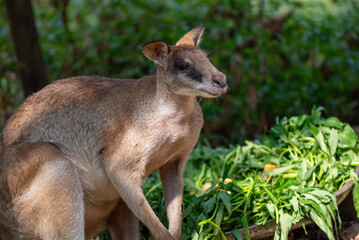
[173,57,202,82]
[186,67,202,82]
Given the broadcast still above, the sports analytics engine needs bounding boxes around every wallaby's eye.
[178,63,190,71]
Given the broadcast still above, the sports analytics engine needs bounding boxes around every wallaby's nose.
[212,74,227,89]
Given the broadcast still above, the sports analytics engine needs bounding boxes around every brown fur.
[0,23,227,240]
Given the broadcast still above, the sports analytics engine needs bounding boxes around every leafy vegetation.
[1,0,359,143]
[140,107,359,239]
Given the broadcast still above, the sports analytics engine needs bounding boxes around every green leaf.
[266,202,276,219]
[327,202,340,234]
[330,162,338,180]
[353,181,359,218]
[311,105,323,125]
[300,159,308,181]
[214,204,225,235]
[274,229,280,240]
[264,164,297,176]
[290,196,299,213]
[321,117,342,129]
[199,219,226,240]
[338,125,358,148]
[231,229,243,240]
[309,210,335,240]
[219,191,232,214]
[328,128,338,156]
[264,187,279,205]
[279,209,292,240]
[311,125,330,156]
[240,214,250,240]
[304,167,316,181]
[289,115,308,128]
[303,193,333,233]
[183,205,194,219]
[202,197,216,215]
[341,150,359,166]
[309,189,337,206]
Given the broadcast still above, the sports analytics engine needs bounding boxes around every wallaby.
[0,23,227,240]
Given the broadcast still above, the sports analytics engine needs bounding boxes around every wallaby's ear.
[142,41,170,65]
[176,23,205,47]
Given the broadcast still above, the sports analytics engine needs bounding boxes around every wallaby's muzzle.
[212,72,227,92]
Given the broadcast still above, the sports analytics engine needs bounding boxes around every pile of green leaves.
[141,107,359,240]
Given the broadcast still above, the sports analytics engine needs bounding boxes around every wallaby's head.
[142,23,227,98]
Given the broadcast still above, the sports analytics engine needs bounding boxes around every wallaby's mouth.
[200,86,227,98]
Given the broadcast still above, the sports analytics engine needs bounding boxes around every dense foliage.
[140,107,359,240]
[1,0,359,143]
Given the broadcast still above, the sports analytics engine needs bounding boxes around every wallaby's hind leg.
[107,200,139,240]
[4,142,85,240]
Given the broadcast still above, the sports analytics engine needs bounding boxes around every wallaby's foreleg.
[105,162,174,240]
[107,200,139,240]
[159,160,184,240]
[6,143,85,240]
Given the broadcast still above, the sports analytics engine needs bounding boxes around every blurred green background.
[1,0,359,145]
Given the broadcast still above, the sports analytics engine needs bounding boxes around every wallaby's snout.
[212,72,227,92]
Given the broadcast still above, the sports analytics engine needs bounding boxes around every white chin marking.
[198,88,221,98]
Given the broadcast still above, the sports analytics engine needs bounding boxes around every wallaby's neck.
[152,67,198,113]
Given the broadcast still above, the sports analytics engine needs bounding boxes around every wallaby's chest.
[114,102,203,173]
[143,102,202,147]
[125,113,199,153]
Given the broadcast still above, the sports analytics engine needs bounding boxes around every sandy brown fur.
[0,23,227,240]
